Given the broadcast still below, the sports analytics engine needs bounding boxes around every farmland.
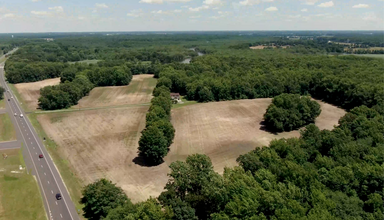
[167,98,346,173]
[35,97,345,203]
[0,114,16,142]
[74,74,156,108]
[13,78,60,111]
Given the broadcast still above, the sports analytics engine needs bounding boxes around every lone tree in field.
[0,87,5,99]
[80,179,130,220]
[264,93,321,132]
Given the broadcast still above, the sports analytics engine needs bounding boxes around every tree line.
[138,85,175,165]
[156,53,383,111]
[80,105,384,220]
[38,65,132,110]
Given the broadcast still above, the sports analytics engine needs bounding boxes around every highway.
[0,66,80,220]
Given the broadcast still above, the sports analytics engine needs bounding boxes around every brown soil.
[37,107,169,203]
[166,98,346,174]
[14,78,60,111]
[75,75,156,108]
[37,98,345,203]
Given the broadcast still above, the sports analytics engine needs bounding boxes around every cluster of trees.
[157,53,383,110]
[264,94,321,132]
[38,74,94,110]
[80,106,384,220]
[138,85,175,165]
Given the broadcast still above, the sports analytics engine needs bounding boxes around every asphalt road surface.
[0,66,80,220]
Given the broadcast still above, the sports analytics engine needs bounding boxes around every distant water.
[181,49,204,64]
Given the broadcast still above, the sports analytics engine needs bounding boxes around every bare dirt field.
[36,97,345,203]
[14,78,60,111]
[74,74,156,108]
[36,106,170,203]
[166,98,346,173]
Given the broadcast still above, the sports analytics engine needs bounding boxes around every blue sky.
[0,0,383,32]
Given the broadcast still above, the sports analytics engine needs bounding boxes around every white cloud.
[127,9,143,17]
[78,16,85,20]
[140,0,191,4]
[265,6,278,11]
[189,5,209,12]
[288,14,301,18]
[189,15,201,19]
[317,1,334,7]
[239,0,274,6]
[31,0,40,2]
[3,13,15,18]
[31,11,50,16]
[49,6,64,13]
[203,0,222,5]
[95,3,108,9]
[362,12,380,21]
[303,0,318,5]
[174,9,182,13]
[301,8,308,12]
[0,7,10,13]
[352,4,369,8]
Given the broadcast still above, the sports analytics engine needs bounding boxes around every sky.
[0,0,383,32]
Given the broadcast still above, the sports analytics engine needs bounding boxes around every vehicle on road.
[14,113,17,116]
[39,154,43,158]
[56,193,62,200]
[20,114,23,118]
[11,96,13,99]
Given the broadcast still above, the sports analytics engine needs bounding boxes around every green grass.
[28,113,85,218]
[69,60,101,65]
[7,84,31,112]
[0,149,45,220]
[0,114,16,142]
[172,96,198,109]
[0,99,5,109]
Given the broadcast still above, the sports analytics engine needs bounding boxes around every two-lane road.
[0,67,79,220]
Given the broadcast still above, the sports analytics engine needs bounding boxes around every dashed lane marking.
[51,190,53,194]
[56,201,58,205]
[48,181,50,184]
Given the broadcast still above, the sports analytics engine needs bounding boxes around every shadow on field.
[259,121,278,135]
[132,156,159,167]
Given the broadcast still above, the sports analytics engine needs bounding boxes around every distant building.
[44,38,54,42]
[171,93,181,102]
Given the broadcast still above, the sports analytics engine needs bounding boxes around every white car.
[14,113,17,116]
[20,114,23,118]
[11,96,13,99]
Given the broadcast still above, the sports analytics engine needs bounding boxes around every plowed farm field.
[166,98,346,173]
[36,96,345,203]
[14,78,60,111]
[74,74,156,108]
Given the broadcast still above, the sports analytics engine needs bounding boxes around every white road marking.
[60,214,63,218]
[29,137,30,140]
[48,181,50,184]
[31,142,33,144]
[33,147,35,149]
[41,165,43,168]
[35,152,37,155]
[56,201,58,205]
[51,190,53,194]
[27,133,28,136]
[44,172,46,175]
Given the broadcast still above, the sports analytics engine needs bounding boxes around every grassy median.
[0,113,16,142]
[0,149,45,220]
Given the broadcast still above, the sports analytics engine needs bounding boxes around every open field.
[0,149,45,220]
[347,54,384,59]
[36,106,171,203]
[13,78,60,111]
[166,98,346,173]
[0,114,16,142]
[250,45,289,50]
[74,74,156,108]
[35,97,345,203]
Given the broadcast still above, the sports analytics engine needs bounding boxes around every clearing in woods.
[36,97,345,203]
[0,149,45,220]
[13,78,60,111]
[74,74,157,108]
[166,98,346,173]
